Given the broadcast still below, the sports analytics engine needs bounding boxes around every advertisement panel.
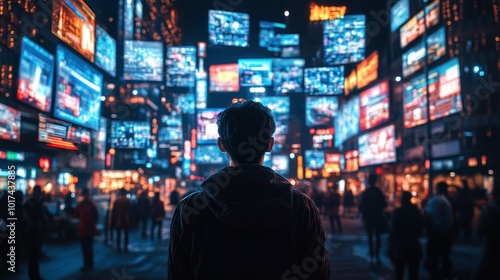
[358,125,396,167]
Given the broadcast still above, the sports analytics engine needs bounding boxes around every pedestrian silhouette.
[358,173,388,264]
[137,190,150,238]
[74,188,98,271]
[325,184,342,238]
[112,188,131,253]
[343,187,356,218]
[150,192,165,240]
[456,179,474,240]
[388,191,424,280]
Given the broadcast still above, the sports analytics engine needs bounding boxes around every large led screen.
[427,27,446,64]
[403,73,428,128]
[0,103,21,142]
[272,59,304,94]
[259,21,286,51]
[17,37,54,112]
[359,80,390,131]
[166,46,196,87]
[95,26,116,77]
[159,115,182,148]
[110,121,150,149]
[305,150,325,169]
[281,47,300,58]
[304,67,344,95]
[195,145,228,165]
[323,15,365,65]
[400,0,440,49]
[280,34,300,46]
[358,125,396,167]
[54,45,103,130]
[172,93,195,114]
[428,57,462,120]
[197,109,222,144]
[209,64,239,92]
[123,40,163,81]
[52,0,95,62]
[238,59,273,86]
[391,0,410,32]
[334,96,360,147]
[402,40,426,78]
[306,96,339,127]
[209,10,249,47]
[39,115,91,146]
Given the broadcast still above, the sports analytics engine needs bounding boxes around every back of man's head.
[436,181,449,195]
[217,101,276,164]
[367,173,378,187]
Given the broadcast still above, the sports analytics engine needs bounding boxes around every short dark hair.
[436,181,448,194]
[33,185,42,194]
[217,101,276,164]
[401,191,413,205]
[367,173,378,186]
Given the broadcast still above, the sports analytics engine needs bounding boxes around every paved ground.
[3,212,484,280]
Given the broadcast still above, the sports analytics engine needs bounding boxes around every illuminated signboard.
[390,0,410,32]
[311,127,334,149]
[306,97,339,127]
[197,42,207,58]
[359,80,390,131]
[402,40,426,78]
[356,51,378,89]
[334,96,360,147]
[123,40,164,82]
[325,153,341,173]
[259,21,286,52]
[304,66,344,95]
[209,10,249,47]
[95,26,117,77]
[209,64,239,92]
[272,59,305,94]
[344,69,357,96]
[427,27,446,64]
[166,46,196,87]
[403,73,428,128]
[309,4,347,21]
[196,74,207,109]
[305,150,325,169]
[400,0,440,49]
[52,0,95,62]
[110,121,151,149]
[197,109,223,144]
[358,124,396,167]
[324,15,366,65]
[0,103,21,142]
[428,57,462,120]
[38,114,91,150]
[343,150,359,172]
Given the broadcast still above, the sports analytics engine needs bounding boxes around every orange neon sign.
[309,4,347,21]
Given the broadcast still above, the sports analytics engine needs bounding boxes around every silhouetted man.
[23,185,47,280]
[168,101,330,279]
[74,188,98,271]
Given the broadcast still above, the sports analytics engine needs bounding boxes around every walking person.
[167,101,329,279]
[388,191,424,280]
[343,187,355,218]
[74,188,98,271]
[455,179,475,240]
[112,188,131,253]
[424,181,455,280]
[137,190,150,238]
[358,173,388,264]
[472,181,500,279]
[23,185,48,280]
[325,184,342,238]
[150,192,165,240]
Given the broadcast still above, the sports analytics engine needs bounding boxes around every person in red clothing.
[112,188,131,252]
[150,192,166,240]
[74,188,98,271]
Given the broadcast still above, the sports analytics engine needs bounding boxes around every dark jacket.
[474,200,500,278]
[389,204,423,261]
[358,186,388,227]
[75,199,98,238]
[167,165,330,280]
[112,196,131,229]
[151,199,165,221]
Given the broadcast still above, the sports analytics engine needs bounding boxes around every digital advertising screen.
[402,40,426,78]
[400,0,440,49]
[427,27,446,64]
[272,59,305,94]
[196,77,208,109]
[305,150,325,169]
[391,0,410,32]
[110,121,150,149]
[272,154,289,177]
[238,59,273,86]
[38,114,91,149]
[208,10,249,47]
[54,45,103,131]
[17,37,54,112]
[195,145,228,165]
[197,108,222,144]
[158,125,183,147]
[344,69,357,96]
[359,80,390,131]
[0,103,21,142]
[356,51,378,89]
[306,96,339,127]
[358,124,396,167]
[428,57,462,121]
[95,26,116,77]
[280,34,300,46]
[92,117,107,160]
[52,0,95,62]
[166,46,196,87]
[123,40,164,81]
[403,73,428,128]
[323,15,366,65]
[209,64,240,92]
[304,67,344,95]
[281,47,301,58]
[334,96,360,147]
[172,93,195,114]
[259,21,286,51]
[311,127,334,149]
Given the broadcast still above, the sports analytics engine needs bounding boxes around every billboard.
[209,64,239,92]
[209,10,249,47]
[356,51,378,89]
[402,40,426,78]
[427,27,446,64]
[334,96,360,147]
[304,67,344,95]
[306,96,339,127]
[272,59,305,94]
[358,125,396,167]
[323,15,365,65]
[123,40,164,81]
[400,0,440,49]
[0,103,21,142]
[95,26,117,77]
[428,58,462,120]
[403,73,428,128]
[359,80,390,131]
[391,0,410,32]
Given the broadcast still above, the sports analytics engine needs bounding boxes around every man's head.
[436,181,449,195]
[401,191,413,205]
[367,173,378,187]
[81,188,90,199]
[217,101,276,165]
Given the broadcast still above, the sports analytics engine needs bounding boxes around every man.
[358,173,388,264]
[168,101,329,280]
[74,188,98,271]
[150,192,165,240]
[424,181,454,280]
[112,188,131,253]
[23,185,47,280]
[324,184,342,237]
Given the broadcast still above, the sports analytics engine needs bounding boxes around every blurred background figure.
[472,180,500,280]
[137,190,151,238]
[112,188,131,253]
[74,188,98,271]
[150,192,166,241]
[389,191,424,280]
[169,187,180,207]
[104,193,115,245]
[343,187,355,218]
[324,184,342,239]
[455,179,474,241]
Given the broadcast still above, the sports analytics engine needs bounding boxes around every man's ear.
[266,137,274,153]
[217,137,227,152]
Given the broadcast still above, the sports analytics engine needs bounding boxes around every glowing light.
[395,76,402,82]
[289,153,296,159]
[284,11,290,17]
[309,4,346,21]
